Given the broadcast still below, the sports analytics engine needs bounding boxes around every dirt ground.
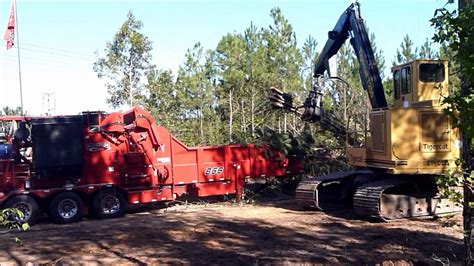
[0,199,464,265]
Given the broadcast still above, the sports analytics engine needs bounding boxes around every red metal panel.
[156,186,173,201]
[202,147,224,162]
[172,185,187,198]
[173,164,199,184]
[82,132,118,185]
[229,146,250,161]
[171,138,197,164]
[127,187,173,204]
[238,159,251,177]
[191,181,236,197]
[128,190,154,204]
[0,159,13,200]
[170,137,200,184]
[201,162,226,182]
[154,126,173,185]
[201,147,226,182]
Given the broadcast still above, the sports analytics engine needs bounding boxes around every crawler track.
[354,178,462,220]
[296,171,462,220]
[295,170,356,210]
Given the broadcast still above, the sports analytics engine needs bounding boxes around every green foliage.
[383,78,394,106]
[436,160,470,203]
[443,90,474,138]
[432,4,474,140]
[256,125,346,177]
[0,208,30,233]
[145,69,180,129]
[430,7,474,264]
[431,6,474,82]
[262,8,304,136]
[174,43,218,145]
[215,33,247,143]
[263,7,302,92]
[393,35,441,65]
[301,35,318,91]
[418,38,439,59]
[431,4,474,141]
[94,11,154,108]
[369,32,386,80]
[395,34,418,64]
[323,42,370,133]
[439,43,461,91]
[0,106,24,116]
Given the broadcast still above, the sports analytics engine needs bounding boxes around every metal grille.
[370,113,384,152]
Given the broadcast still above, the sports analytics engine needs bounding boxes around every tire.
[48,192,84,224]
[4,195,41,225]
[91,189,126,219]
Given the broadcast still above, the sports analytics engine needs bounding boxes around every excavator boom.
[313,3,387,109]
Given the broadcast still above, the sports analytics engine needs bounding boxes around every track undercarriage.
[295,169,462,220]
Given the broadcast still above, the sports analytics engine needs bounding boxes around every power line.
[0,53,89,70]
[0,41,96,65]
[21,42,94,57]
[0,51,89,65]
[20,47,94,61]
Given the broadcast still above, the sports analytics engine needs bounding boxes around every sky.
[0,0,455,115]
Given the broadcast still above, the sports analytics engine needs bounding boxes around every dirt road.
[0,200,463,265]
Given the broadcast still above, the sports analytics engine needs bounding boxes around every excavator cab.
[344,59,460,175]
[392,59,449,108]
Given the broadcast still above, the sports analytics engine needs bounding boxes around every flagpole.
[13,0,23,115]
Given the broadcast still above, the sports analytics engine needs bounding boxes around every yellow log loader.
[269,2,461,220]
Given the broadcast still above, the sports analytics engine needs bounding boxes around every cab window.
[393,70,400,100]
[401,67,411,94]
[419,63,445,82]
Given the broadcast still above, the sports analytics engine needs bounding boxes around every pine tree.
[263,7,303,134]
[1,106,23,116]
[439,43,460,92]
[395,34,417,64]
[301,35,318,91]
[370,32,386,80]
[93,11,154,108]
[243,23,267,139]
[418,38,438,59]
[146,69,179,131]
[215,33,246,142]
[175,43,215,145]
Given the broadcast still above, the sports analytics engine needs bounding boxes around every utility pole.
[129,55,134,108]
[13,0,23,115]
[42,92,56,115]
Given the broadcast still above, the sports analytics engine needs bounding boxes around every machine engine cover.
[31,116,84,172]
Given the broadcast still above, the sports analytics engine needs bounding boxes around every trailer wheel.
[48,192,83,224]
[4,195,40,225]
[92,190,126,219]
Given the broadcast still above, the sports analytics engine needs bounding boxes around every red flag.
[3,0,15,50]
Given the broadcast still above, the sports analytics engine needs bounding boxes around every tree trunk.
[241,99,246,134]
[251,87,255,137]
[343,82,347,122]
[200,106,204,144]
[278,116,281,133]
[293,115,296,135]
[229,89,233,142]
[460,1,474,264]
[129,55,134,108]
